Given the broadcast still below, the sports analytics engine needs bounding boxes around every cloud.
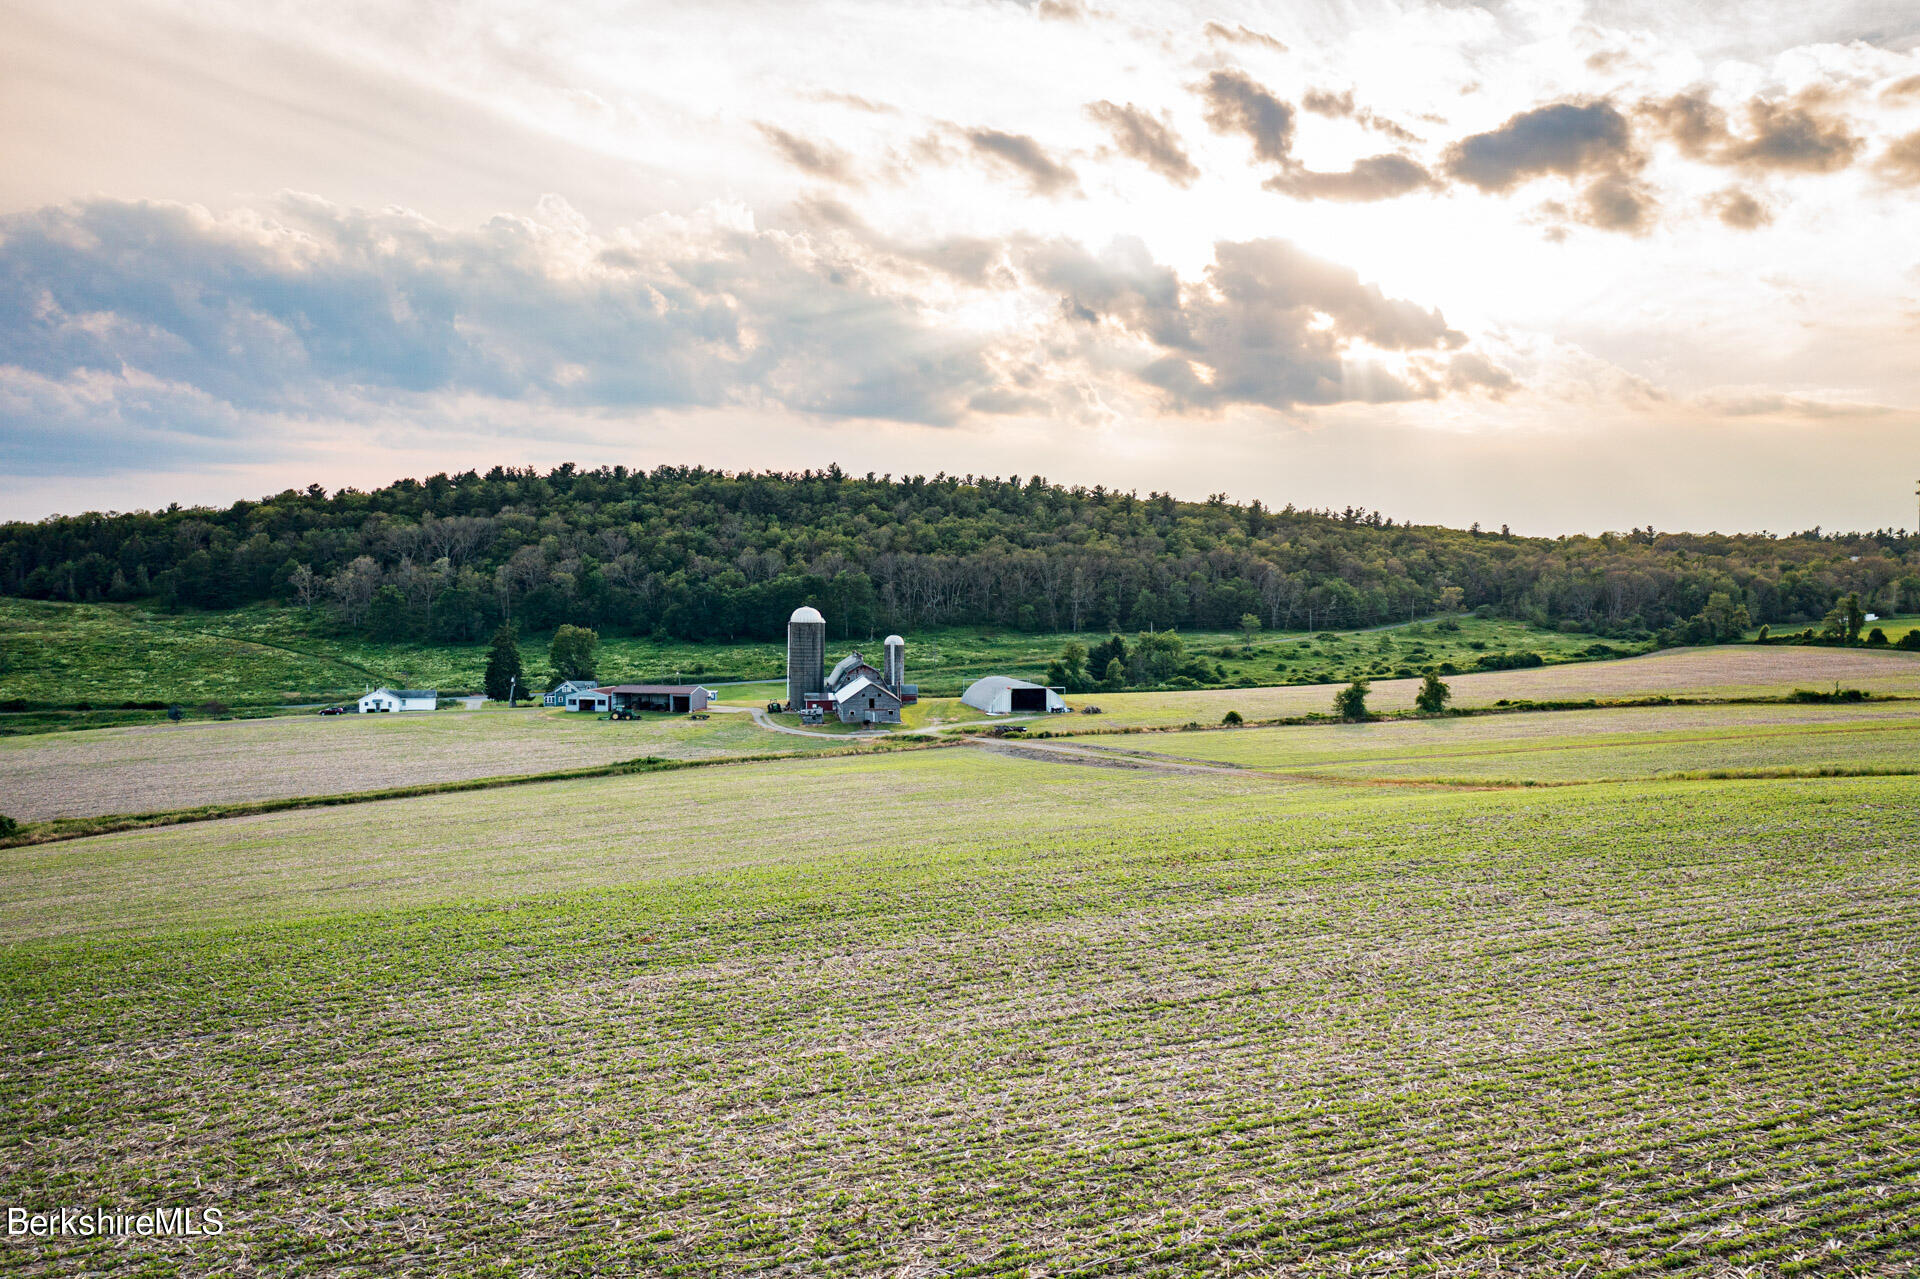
[1442,100,1639,192]
[1264,154,1436,202]
[1086,101,1199,185]
[1199,70,1295,165]
[0,196,1006,447]
[1300,87,1420,142]
[1876,129,1920,185]
[1883,74,1920,101]
[798,89,897,115]
[963,128,1081,196]
[1639,91,1861,173]
[756,123,857,184]
[1708,186,1773,228]
[1578,174,1657,233]
[1202,22,1287,53]
[1028,236,1478,412]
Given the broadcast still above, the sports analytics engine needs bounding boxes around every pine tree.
[485,622,525,703]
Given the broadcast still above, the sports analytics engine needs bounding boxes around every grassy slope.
[1041,643,1920,728]
[1,749,1916,1275]
[0,597,1629,708]
[1097,700,1920,783]
[0,705,848,823]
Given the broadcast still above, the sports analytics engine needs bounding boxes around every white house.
[358,688,438,713]
[960,676,1067,715]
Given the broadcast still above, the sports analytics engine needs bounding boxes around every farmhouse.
[543,679,600,708]
[597,684,712,714]
[358,688,437,713]
[960,676,1066,715]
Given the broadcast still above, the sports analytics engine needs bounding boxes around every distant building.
[960,676,1066,715]
[563,686,612,713]
[544,679,600,708]
[597,684,712,714]
[358,688,438,713]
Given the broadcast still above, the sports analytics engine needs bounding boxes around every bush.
[1866,628,1888,646]
[1475,650,1545,671]
[199,700,229,714]
[0,813,15,837]
[1414,671,1452,714]
[1790,687,1868,703]
[1333,679,1372,721]
[1900,630,1920,651]
[1222,710,1243,725]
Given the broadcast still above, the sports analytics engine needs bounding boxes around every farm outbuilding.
[358,688,438,713]
[563,687,611,713]
[544,679,600,708]
[598,684,712,714]
[960,677,1067,715]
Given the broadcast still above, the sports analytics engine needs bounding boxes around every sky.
[2,0,1918,533]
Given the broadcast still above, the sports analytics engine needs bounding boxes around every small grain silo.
[786,605,827,709]
[883,634,905,693]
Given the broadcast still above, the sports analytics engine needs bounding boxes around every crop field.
[0,706,844,822]
[1046,643,1920,728]
[3,746,1917,1276]
[1084,701,1920,784]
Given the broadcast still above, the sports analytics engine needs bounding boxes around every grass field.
[0,706,845,822]
[2,747,1916,1275]
[1042,643,1920,728]
[0,596,1633,711]
[1089,700,1920,784]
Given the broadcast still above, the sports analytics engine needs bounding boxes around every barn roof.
[365,687,438,699]
[833,675,900,704]
[597,684,708,695]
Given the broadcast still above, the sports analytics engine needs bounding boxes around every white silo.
[883,634,905,693]
[786,606,827,709]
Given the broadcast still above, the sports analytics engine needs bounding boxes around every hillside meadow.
[1,746,1915,1275]
[0,595,1627,712]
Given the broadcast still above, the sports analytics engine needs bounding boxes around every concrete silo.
[786,605,827,709]
[883,634,905,694]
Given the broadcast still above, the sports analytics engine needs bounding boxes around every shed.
[359,688,438,713]
[598,684,713,714]
[960,676,1067,715]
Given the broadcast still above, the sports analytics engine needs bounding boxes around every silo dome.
[790,605,825,624]
[883,634,904,646]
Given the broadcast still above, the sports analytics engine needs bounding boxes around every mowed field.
[1041,643,1920,728]
[1058,700,1920,784]
[3,745,1918,1276]
[0,707,844,822]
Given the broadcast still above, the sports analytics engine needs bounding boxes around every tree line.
[3,464,1915,643]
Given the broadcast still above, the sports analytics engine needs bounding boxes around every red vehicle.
[317,705,349,715]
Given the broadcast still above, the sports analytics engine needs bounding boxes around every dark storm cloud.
[963,128,1081,196]
[1264,154,1437,202]
[0,196,1005,461]
[1638,91,1861,173]
[1085,101,1199,185]
[1202,22,1287,52]
[756,123,858,184]
[1708,186,1773,228]
[1199,70,1296,165]
[1024,236,1492,412]
[1442,101,1639,191]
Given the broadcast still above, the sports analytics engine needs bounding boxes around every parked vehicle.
[317,705,349,715]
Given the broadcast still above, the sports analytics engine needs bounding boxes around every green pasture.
[2,746,1916,1275]
[0,596,1634,714]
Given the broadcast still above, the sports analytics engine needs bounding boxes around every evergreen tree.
[485,622,525,703]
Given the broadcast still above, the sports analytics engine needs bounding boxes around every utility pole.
[508,676,516,707]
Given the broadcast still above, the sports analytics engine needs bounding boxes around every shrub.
[1475,651,1545,671]
[0,813,16,837]
[1900,631,1920,651]
[1333,679,1372,721]
[199,700,229,714]
[1866,628,1888,646]
[1222,710,1243,725]
[1414,671,1452,714]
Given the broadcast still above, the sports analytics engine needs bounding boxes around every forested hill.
[2,465,1914,643]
